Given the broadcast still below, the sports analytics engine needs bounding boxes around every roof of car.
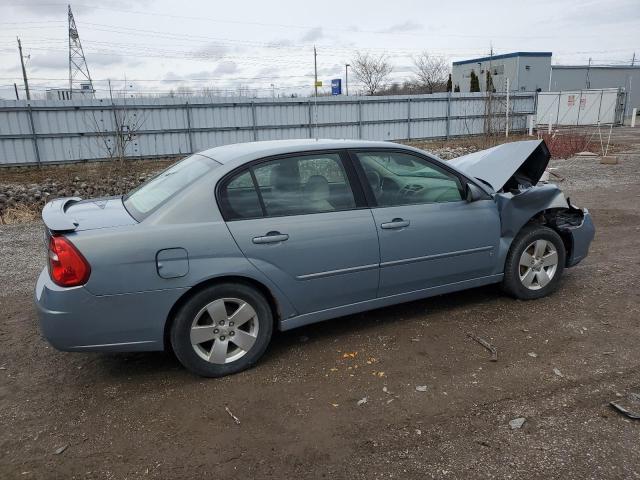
[197,139,416,165]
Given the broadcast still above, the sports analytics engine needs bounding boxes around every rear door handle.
[252,231,289,244]
[380,218,410,229]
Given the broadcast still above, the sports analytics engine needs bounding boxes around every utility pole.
[632,52,636,66]
[586,57,592,89]
[14,83,20,100]
[345,63,350,96]
[17,37,30,100]
[314,46,318,97]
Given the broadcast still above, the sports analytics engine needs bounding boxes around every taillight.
[48,236,91,287]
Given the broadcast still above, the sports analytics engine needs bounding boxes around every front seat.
[304,175,333,212]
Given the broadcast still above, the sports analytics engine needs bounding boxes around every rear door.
[219,151,380,315]
[351,149,500,298]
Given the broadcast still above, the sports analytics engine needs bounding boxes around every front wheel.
[502,225,566,300]
[170,283,273,377]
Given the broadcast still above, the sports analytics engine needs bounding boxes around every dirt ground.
[1,128,640,479]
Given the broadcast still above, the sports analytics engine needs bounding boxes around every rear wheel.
[502,225,566,300]
[171,283,273,377]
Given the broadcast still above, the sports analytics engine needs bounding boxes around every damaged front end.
[450,140,595,268]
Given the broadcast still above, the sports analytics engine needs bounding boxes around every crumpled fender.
[495,184,569,238]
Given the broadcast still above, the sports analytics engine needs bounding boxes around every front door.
[219,151,380,314]
[352,149,500,298]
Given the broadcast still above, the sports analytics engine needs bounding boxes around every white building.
[451,52,552,93]
[45,83,95,100]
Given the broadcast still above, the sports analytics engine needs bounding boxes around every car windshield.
[124,154,220,220]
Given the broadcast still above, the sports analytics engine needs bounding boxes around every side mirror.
[465,182,486,202]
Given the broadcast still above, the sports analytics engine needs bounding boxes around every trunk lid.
[449,140,550,192]
[42,196,137,233]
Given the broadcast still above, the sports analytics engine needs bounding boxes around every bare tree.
[350,52,393,95]
[86,80,147,164]
[413,53,449,93]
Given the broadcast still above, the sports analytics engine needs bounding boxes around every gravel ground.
[1,128,640,479]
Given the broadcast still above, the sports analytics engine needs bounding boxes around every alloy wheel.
[190,298,259,364]
[518,239,559,291]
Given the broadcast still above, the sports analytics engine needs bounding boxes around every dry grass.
[0,204,40,225]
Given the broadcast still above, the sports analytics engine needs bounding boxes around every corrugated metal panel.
[536,89,623,126]
[0,93,535,165]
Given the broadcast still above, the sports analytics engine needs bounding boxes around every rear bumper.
[34,268,186,352]
[566,210,595,267]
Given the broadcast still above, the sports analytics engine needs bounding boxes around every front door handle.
[380,218,410,229]
[252,231,289,244]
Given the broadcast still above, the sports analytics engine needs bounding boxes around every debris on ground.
[467,332,498,361]
[415,385,428,392]
[527,352,538,358]
[224,406,241,425]
[509,418,526,430]
[357,397,368,406]
[54,444,69,455]
[610,393,640,420]
[553,368,564,378]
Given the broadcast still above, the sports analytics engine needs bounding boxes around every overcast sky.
[1,0,638,99]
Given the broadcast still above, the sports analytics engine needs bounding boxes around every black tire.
[171,283,273,377]
[502,225,566,300]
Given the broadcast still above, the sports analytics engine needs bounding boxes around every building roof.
[551,65,640,70]
[453,52,552,66]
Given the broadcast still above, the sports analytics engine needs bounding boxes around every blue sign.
[331,79,342,95]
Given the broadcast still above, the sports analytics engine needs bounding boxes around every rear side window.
[124,154,219,220]
[219,153,357,220]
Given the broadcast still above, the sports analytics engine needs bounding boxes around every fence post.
[251,101,258,141]
[307,100,313,138]
[445,92,452,140]
[358,99,363,139]
[596,89,603,124]
[576,89,583,126]
[555,91,561,127]
[185,101,194,153]
[406,97,411,140]
[26,103,41,165]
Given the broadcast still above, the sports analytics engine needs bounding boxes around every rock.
[54,444,69,455]
[509,417,526,429]
[553,368,564,378]
[415,385,428,392]
[357,397,368,406]
[528,352,538,358]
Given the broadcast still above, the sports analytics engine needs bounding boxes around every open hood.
[449,140,550,192]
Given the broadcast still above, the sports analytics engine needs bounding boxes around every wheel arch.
[516,208,577,265]
[163,275,283,351]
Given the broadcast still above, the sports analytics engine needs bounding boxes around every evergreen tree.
[469,70,480,92]
[486,70,495,92]
[446,73,452,92]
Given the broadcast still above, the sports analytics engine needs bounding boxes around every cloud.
[301,27,324,42]
[196,43,232,58]
[379,21,422,33]
[212,61,239,76]
[3,0,135,17]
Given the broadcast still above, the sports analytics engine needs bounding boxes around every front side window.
[219,153,356,220]
[355,151,463,207]
[124,154,219,220]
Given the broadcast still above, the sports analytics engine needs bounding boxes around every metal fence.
[0,92,535,166]
[535,88,626,127]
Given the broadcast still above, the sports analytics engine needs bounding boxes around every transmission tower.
[68,4,94,98]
